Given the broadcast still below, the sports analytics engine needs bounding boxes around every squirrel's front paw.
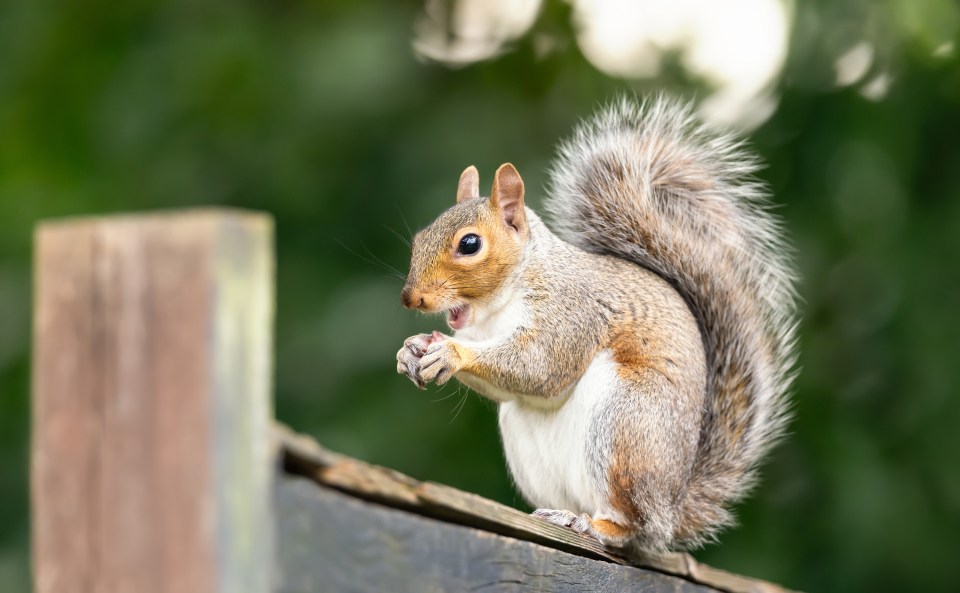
[397,332,448,388]
[397,333,433,389]
[418,336,464,386]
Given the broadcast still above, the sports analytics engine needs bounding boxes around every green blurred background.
[1,0,959,591]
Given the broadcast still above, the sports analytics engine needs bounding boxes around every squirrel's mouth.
[447,304,470,330]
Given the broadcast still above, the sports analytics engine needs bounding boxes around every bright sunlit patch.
[573,0,685,78]
[413,0,791,128]
[571,0,791,128]
[860,73,893,102]
[933,41,955,58]
[835,42,874,87]
[413,0,543,66]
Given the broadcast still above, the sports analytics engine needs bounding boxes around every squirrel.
[395,96,797,551]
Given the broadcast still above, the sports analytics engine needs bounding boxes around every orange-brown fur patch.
[448,340,477,369]
[607,320,668,383]
[418,210,521,307]
[589,518,635,542]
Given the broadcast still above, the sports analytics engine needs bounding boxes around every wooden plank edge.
[272,422,800,593]
[277,475,721,593]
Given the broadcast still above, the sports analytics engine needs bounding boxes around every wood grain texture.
[32,210,275,593]
[276,475,718,593]
[275,423,798,593]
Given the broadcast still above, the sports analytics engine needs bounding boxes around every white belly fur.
[498,350,622,521]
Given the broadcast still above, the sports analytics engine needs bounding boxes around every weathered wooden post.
[31,210,274,593]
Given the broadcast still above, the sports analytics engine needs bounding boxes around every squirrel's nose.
[401,287,424,309]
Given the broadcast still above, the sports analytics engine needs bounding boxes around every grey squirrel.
[395,96,798,551]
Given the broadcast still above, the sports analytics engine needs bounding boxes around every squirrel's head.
[402,163,528,331]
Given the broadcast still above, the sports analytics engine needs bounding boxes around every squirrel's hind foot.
[532,509,633,547]
[532,508,594,536]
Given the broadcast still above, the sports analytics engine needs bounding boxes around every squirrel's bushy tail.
[545,96,798,548]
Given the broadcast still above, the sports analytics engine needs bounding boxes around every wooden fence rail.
[30,209,797,593]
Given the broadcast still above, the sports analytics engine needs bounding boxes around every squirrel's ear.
[456,166,480,203]
[490,163,527,235]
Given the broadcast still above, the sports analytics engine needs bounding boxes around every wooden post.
[31,210,275,593]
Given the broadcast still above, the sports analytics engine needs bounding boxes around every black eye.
[457,234,482,255]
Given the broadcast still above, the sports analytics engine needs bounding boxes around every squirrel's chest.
[497,351,617,513]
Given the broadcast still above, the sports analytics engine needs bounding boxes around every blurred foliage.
[1,1,959,592]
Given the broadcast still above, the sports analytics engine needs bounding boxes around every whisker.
[333,237,406,281]
[382,224,411,248]
[361,242,406,279]
[394,203,414,241]
[449,386,470,423]
[431,385,461,403]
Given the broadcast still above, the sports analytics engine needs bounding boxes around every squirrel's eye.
[457,234,482,255]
